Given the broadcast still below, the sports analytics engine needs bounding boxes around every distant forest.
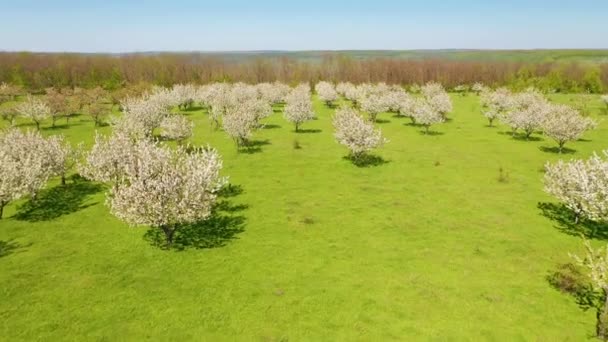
[0,50,606,93]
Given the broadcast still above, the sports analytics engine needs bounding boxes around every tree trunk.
[35,121,40,130]
[0,201,5,219]
[558,141,564,154]
[61,173,66,186]
[295,123,299,132]
[598,288,608,340]
[160,225,176,247]
[488,119,494,127]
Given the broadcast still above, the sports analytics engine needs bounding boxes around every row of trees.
[0,52,606,93]
[480,87,596,152]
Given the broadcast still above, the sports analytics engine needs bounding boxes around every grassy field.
[1,93,607,340]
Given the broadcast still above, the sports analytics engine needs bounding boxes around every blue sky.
[0,0,606,52]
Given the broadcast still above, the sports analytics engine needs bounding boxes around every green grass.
[1,93,608,340]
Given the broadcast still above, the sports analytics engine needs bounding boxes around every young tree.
[501,91,548,139]
[332,106,387,161]
[472,82,486,95]
[284,85,315,132]
[360,94,389,122]
[602,95,608,111]
[160,115,194,145]
[79,132,140,184]
[412,100,445,134]
[222,106,257,148]
[571,240,608,339]
[15,95,50,130]
[0,129,55,218]
[544,151,608,223]
[46,135,81,185]
[46,90,68,127]
[542,104,596,153]
[107,142,226,246]
[480,88,512,127]
[315,81,339,107]
[88,103,109,127]
[421,82,453,119]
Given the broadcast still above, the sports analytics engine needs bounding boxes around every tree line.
[0,52,606,93]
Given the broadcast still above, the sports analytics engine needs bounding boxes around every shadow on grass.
[262,124,282,129]
[238,139,271,154]
[144,184,247,250]
[42,124,70,131]
[295,128,322,134]
[538,202,608,240]
[539,146,577,154]
[418,130,444,136]
[375,119,391,124]
[0,239,26,258]
[343,154,389,167]
[546,262,598,311]
[498,131,543,141]
[15,178,102,222]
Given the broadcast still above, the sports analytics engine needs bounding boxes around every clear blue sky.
[1,0,606,52]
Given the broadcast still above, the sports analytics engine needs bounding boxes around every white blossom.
[15,95,50,130]
[0,129,55,218]
[315,81,338,106]
[284,84,315,131]
[542,104,596,153]
[544,151,608,222]
[107,142,226,246]
[160,115,194,144]
[332,106,387,160]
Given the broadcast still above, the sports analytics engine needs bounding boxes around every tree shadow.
[418,130,444,136]
[546,262,598,310]
[538,202,608,240]
[343,154,389,167]
[14,179,102,222]
[42,124,70,131]
[375,119,391,124]
[539,146,577,155]
[295,128,322,134]
[239,139,271,154]
[498,131,543,141]
[144,184,247,250]
[262,124,281,129]
[0,239,26,258]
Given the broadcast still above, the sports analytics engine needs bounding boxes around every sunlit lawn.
[0,93,607,340]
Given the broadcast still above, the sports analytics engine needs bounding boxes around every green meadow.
[1,93,607,340]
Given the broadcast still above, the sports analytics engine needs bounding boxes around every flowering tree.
[315,81,338,107]
[412,100,445,134]
[79,132,141,184]
[15,95,50,130]
[542,104,596,153]
[0,129,55,218]
[500,91,548,139]
[332,106,387,161]
[571,240,608,339]
[107,142,226,246]
[284,85,315,132]
[544,151,608,223]
[602,95,608,111]
[472,83,486,95]
[46,90,68,127]
[360,94,389,122]
[160,115,194,145]
[480,88,512,127]
[421,83,452,119]
[222,106,258,148]
[46,135,80,185]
